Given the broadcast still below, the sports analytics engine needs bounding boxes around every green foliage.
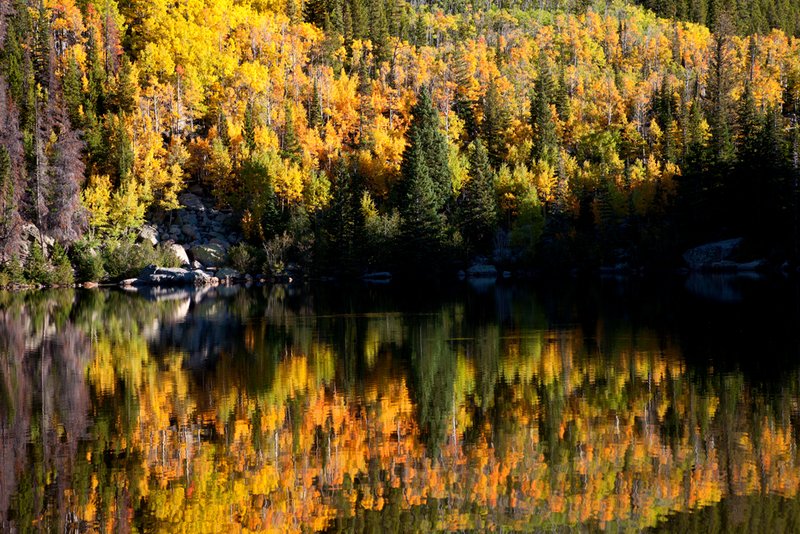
[0,256,24,287]
[458,140,498,254]
[481,78,509,168]
[101,240,182,280]
[23,244,51,285]
[49,243,75,286]
[228,243,259,273]
[70,239,106,282]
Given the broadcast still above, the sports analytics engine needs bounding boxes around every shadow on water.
[1,275,800,532]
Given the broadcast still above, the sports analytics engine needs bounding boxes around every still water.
[2,278,800,532]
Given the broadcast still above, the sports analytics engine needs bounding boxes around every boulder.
[191,243,227,267]
[216,267,241,280]
[137,224,159,246]
[362,272,392,282]
[683,238,743,270]
[168,243,191,266]
[466,264,498,278]
[178,192,206,211]
[131,265,213,286]
[182,224,200,240]
[210,237,230,250]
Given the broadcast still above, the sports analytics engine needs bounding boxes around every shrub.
[70,239,105,282]
[102,239,185,280]
[228,243,257,272]
[0,255,24,287]
[153,244,184,268]
[50,243,75,286]
[24,244,51,285]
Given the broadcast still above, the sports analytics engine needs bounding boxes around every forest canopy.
[1,0,799,277]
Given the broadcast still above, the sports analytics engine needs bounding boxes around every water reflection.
[1,281,799,532]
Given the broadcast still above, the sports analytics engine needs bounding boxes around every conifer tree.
[398,89,452,269]
[481,78,508,168]
[530,65,559,166]
[281,104,302,164]
[458,139,497,254]
[244,100,257,153]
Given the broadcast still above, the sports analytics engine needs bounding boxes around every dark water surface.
[2,277,800,532]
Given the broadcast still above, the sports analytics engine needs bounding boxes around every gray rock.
[210,237,230,250]
[168,243,191,266]
[133,265,213,286]
[216,267,241,280]
[466,264,498,278]
[191,260,204,270]
[683,238,743,270]
[191,243,227,267]
[182,224,200,240]
[138,224,159,246]
[179,192,206,211]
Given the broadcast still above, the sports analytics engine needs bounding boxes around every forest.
[1,0,800,281]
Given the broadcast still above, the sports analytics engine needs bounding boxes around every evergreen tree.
[350,0,369,41]
[32,1,52,92]
[452,51,479,147]
[307,80,323,131]
[0,146,18,262]
[112,55,137,115]
[62,55,84,128]
[458,139,497,254]
[400,88,452,210]
[397,88,452,270]
[398,126,448,269]
[369,0,390,66]
[481,78,508,168]
[281,104,302,164]
[530,64,559,166]
[244,100,257,153]
[303,0,330,27]
[323,160,364,274]
[706,24,736,171]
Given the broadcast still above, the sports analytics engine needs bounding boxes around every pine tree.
[481,78,508,168]
[453,51,479,147]
[307,80,323,131]
[397,88,452,270]
[530,65,559,166]
[401,88,452,211]
[0,146,18,262]
[281,104,302,164]
[369,0,390,66]
[112,55,137,115]
[399,127,447,267]
[32,2,52,92]
[244,100,257,153]
[62,55,84,128]
[458,140,497,254]
[303,0,330,27]
[324,160,364,274]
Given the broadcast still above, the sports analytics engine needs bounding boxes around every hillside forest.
[2,0,800,280]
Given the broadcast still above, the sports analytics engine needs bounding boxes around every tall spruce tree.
[481,78,508,168]
[530,63,559,166]
[458,139,497,254]
[398,88,452,270]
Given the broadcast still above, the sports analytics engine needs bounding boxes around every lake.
[2,277,800,532]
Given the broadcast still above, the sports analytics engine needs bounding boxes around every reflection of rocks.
[683,273,762,303]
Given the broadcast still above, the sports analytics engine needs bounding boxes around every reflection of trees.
[1,286,800,532]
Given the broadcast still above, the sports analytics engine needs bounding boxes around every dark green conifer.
[481,78,508,168]
[458,140,497,254]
